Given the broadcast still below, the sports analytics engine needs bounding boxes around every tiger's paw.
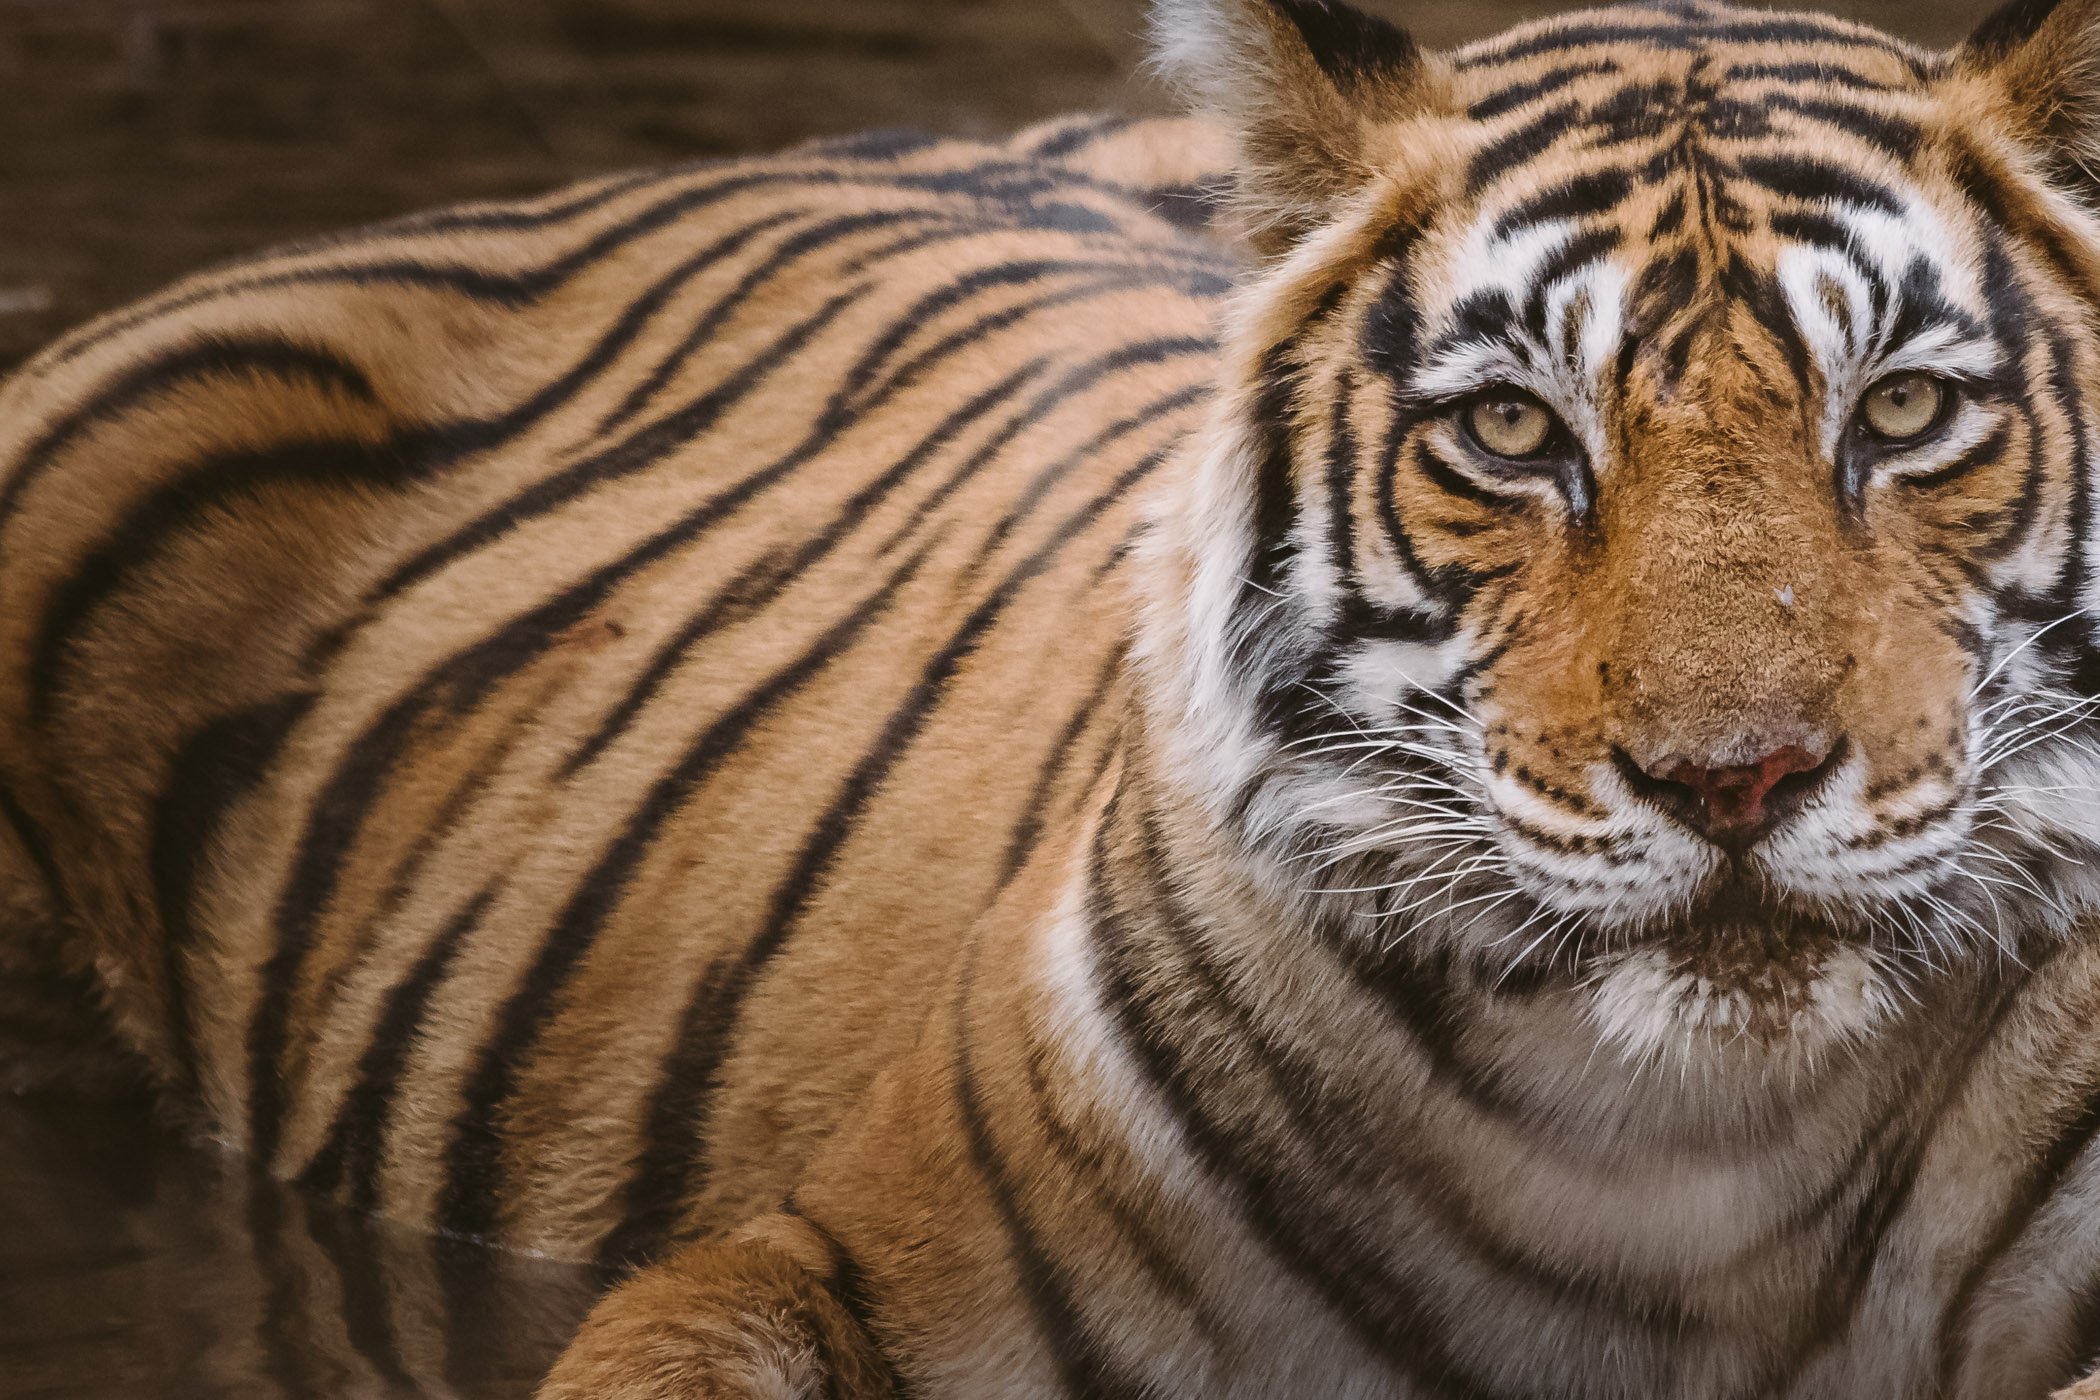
[538,1225,898,1400]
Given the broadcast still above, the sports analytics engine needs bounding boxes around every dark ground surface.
[0,1,2003,1397]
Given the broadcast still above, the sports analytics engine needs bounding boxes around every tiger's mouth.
[1544,878,1923,1053]
[1489,876,1850,978]
[1650,877,1858,965]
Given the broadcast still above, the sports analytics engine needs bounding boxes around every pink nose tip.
[1644,743,1835,843]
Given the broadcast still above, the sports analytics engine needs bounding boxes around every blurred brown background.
[0,0,1982,373]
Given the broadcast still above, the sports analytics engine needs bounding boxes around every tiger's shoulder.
[0,110,1237,1128]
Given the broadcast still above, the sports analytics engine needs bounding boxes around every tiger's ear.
[1151,0,1433,252]
[1957,0,2100,184]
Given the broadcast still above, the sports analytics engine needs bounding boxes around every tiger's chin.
[1498,880,1937,1069]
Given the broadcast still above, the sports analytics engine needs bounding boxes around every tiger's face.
[1148,0,2100,1039]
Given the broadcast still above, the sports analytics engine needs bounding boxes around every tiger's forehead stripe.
[1358,11,1989,422]
[1447,5,1940,75]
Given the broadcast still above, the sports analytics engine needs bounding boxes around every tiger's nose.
[1615,739,1843,848]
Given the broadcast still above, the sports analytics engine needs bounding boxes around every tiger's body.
[0,115,1229,1251]
[15,0,2100,1396]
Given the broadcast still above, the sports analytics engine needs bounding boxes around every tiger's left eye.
[1465,393,1557,460]
[1857,372,1950,443]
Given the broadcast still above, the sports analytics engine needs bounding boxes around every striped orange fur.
[15,1,2100,1396]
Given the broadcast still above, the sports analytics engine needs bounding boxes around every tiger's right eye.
[1856,372,1951,445]
[1465,393,1558,460]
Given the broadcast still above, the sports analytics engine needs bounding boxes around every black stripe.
[54,158,1210,370]
[1767,93,1921,160]
[1086,817,1506,1400]
[1767,967,2038,1387]
[148,694,315,1096]
[304,1198,423,1395]
[997,651,1125,886]
[298,884,498,1212]
[1690,17,1922,52]
[593,207,960,435]
[1325,374,1364,594]
[1492,169,1634,239]
[1965,340,2052,567]
[1453,23,1700,70]
[952,942,1162,1400]
[0,777,67,920]
[1897,424,2012,492]
[246,1186,329,1400]
[1466,100,1583,187]
[1361,222,1426,386]
[1013,1025,1226,1348]
[1720,61,1895,90]
[1240,286,1350,614]
[777,1198,920,1400]
[25,438,413,728]
[1465,61,1619,121]
[368,274,873,607]
[243,161,740,275]
[27,212,834,729]
[311,693,547,1029]
[562,360,1053,777]
[2045,328,2094,617]
[0,336,376,541]
[1768,208,1853,250]
[870,338,1213,559]
[438,535,945,1247]
[968,383,1210,571]
[1414,443,1527,513]
[1933,1075,2100,1387]
[596,440,1174,1268]
[839,259,1224,419]
[1029,115,1135,161]
[1732,154,1903,215]
[245,291,870,1166]
[835,201,1132,271]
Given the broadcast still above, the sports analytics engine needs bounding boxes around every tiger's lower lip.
[1628,876,1867,953]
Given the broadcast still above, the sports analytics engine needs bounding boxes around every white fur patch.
[1586,944,1901,1069]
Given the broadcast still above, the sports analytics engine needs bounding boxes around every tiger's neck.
[1042,720,1999,1367]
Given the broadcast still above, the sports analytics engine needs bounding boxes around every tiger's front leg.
[541,1214,899,1400]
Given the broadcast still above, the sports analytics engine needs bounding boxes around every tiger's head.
[1137,0,2100,1051]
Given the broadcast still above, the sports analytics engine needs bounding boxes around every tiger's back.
[0,114,1232,1265]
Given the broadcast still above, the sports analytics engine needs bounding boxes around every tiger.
[17,0,2100,1393]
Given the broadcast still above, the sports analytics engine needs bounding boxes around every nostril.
[1612,739,1845,846]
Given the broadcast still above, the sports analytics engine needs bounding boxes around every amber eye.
[1857,372,1949,443]
[1465,393,1557,460]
